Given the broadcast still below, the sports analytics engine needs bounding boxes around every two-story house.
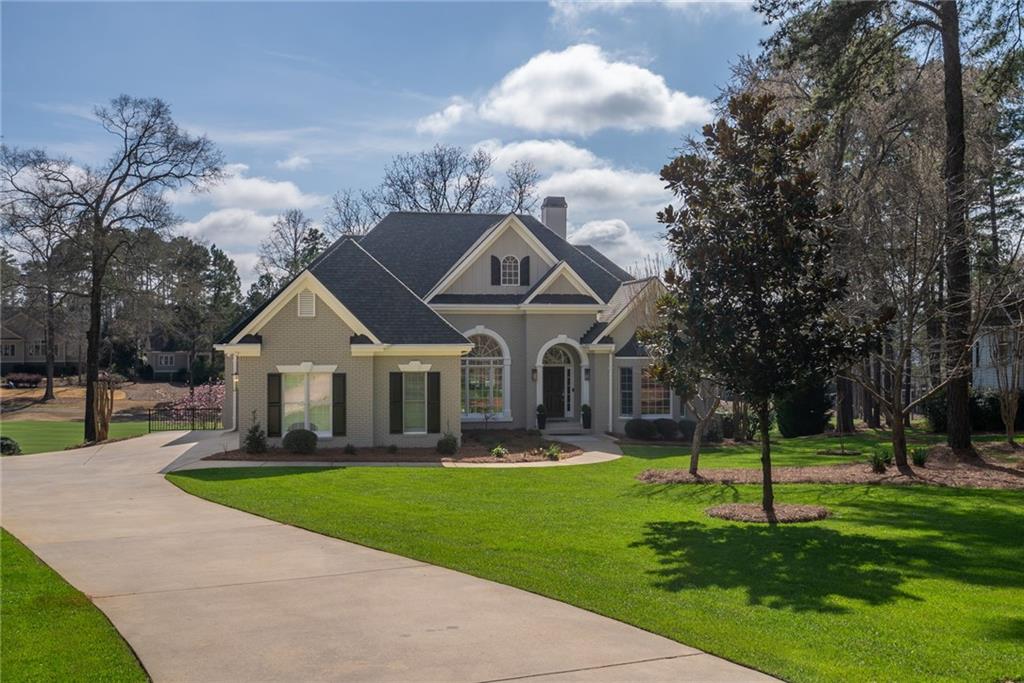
[215,197,680,447]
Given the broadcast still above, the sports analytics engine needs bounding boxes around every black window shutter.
[389,372,403,434]
[332,373,346,436]
[267,373,281,437]
[427,372,441,434]
[520,256,530,286]
[490,255,500,285]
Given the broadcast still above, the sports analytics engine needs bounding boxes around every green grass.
[0,420,149,455]
[167,432,1024,683]
[0,529,148,681]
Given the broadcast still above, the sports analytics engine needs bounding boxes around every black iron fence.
[148,407,223,432]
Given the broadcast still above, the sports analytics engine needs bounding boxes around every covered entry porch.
[534,336,589,433]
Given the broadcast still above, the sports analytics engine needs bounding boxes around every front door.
[542,366,565,418]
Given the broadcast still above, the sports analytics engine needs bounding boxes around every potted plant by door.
[581,404,592,429]
[536,404,547,429]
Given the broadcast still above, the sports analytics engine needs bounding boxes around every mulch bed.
[205,429,582,464]
[637,447,1024,490]
[706,503,830,524]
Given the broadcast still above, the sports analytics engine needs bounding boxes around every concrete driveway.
[1,431,775,682]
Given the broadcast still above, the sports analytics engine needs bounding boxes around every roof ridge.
[349,239,469,341]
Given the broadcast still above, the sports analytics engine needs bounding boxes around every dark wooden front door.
[542,366,565,418]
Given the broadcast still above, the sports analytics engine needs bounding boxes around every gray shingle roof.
[219,239,468,345]
[531,294,599,305]
[356,212,623,302]
[575,245,632,281]
[431,293,525,304]
[615,333,649,357]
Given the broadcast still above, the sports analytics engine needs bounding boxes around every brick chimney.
[541,196,567,240]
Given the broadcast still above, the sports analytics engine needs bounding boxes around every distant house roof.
[220,239,468,345]
[356,212,625,302]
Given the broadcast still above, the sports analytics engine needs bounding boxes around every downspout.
[607,352,613,433]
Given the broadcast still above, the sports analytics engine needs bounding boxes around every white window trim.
[618,367,634,418]
[500,254,520,286]
[297,290,316,317]
[460,327,512,422]
[281,370,333,439]
[158,354,175,367]
[403,372,428,435]
[1,343,16,358]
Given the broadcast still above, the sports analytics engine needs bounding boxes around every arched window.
[542,346,573,365]
[461,333,510,419]
[500,255,520,286]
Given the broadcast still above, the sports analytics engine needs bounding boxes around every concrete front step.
[543,422,587,437]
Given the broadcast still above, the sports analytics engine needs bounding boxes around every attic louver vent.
[297,291,316,317]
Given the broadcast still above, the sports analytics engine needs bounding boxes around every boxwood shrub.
[282,428,318,454]
[653,418,679,440]
[624,418,658,440]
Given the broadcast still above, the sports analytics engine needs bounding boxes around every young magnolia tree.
[656,93,869,516]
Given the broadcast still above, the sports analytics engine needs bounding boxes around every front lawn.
[0,529,148,681]
[168,433,1024,682]
[0,420,149,455]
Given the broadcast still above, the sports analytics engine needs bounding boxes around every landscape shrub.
[544,443,562,460]
[282,428,318,454]
[922,388,1024,433]
[242,412,267,454]
[436,432,458,455]
[489,443,509,458]
[911,447,929,467]
[720,413,735,439]
[343,443,357,455]
[869,449,888,474]
[702,416,724,444]
[5,373,42,388]
[140,364,155,381]
[776,378,832,437]
[653,418,679,440]
[1,436,22,456]
[173,368,189,383]
[678,418,697,442]
[624,418,658,440]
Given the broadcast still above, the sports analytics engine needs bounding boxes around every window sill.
[641,414,673,420]
[461,415,513,423]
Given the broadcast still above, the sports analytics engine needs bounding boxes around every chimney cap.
[541,196,567,208]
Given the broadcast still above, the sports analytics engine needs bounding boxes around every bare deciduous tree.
[1,95,222,442]
[257,209,327,281]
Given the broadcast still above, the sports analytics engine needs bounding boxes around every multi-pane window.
[1,344,15,358]
[619,367,634,416]
[283,372,332,437]
[28,341,46,357]
[500,255,520,286]
[640,367,671,417]
[403,372,427,434]
[159,354,175,367]
[462,334,506,417]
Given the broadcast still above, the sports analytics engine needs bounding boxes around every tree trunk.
[758,402,775,519]
[1001,392,1019,446]
[836,373,854,433]
[689,421,702,476]
[939,1,972,451]
[83,235,103,444]
[867,359,882,428]
[42,288,56,402]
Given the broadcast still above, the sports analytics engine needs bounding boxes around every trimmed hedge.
[678,418,697,442]
[282,428,318,454]
[653,418,679,440]
[625,418,659,440]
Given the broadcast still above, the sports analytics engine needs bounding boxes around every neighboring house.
[142,348,213,380]
[972,330,1024,392]
[0,309,83,376]
[216,197,679,447]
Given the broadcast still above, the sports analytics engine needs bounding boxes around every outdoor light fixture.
[531,368,537,382]
[584,368,590,381]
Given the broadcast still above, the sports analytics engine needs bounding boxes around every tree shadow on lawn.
[631,488,1023,613]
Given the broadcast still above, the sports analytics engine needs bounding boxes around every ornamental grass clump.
[869,449,890,474]
[912,447,929,467]
[489,443,509,458]
[544,443,562,460]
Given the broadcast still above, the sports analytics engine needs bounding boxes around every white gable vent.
[297,290,316,317]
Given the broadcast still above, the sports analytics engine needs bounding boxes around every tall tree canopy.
[653,93,869,516]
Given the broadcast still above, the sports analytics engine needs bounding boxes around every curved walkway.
[1,431,773,682]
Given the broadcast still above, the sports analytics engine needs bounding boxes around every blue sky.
[2,1,769,285]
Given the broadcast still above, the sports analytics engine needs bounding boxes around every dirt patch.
[0,380,189,420]
[206,430,582,464]
[706,503,830,524]
[637,453,1024,490]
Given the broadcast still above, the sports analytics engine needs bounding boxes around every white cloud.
[275,154,312,171]
[167,163,325,211]
[419,44,712,136]
[475,138,602,174]
[177,208,280,287]
[184,124,326,147]
[539,166,668,219]
[549,0,756,30]
[568,218,658,269]
[416,97,472,135]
